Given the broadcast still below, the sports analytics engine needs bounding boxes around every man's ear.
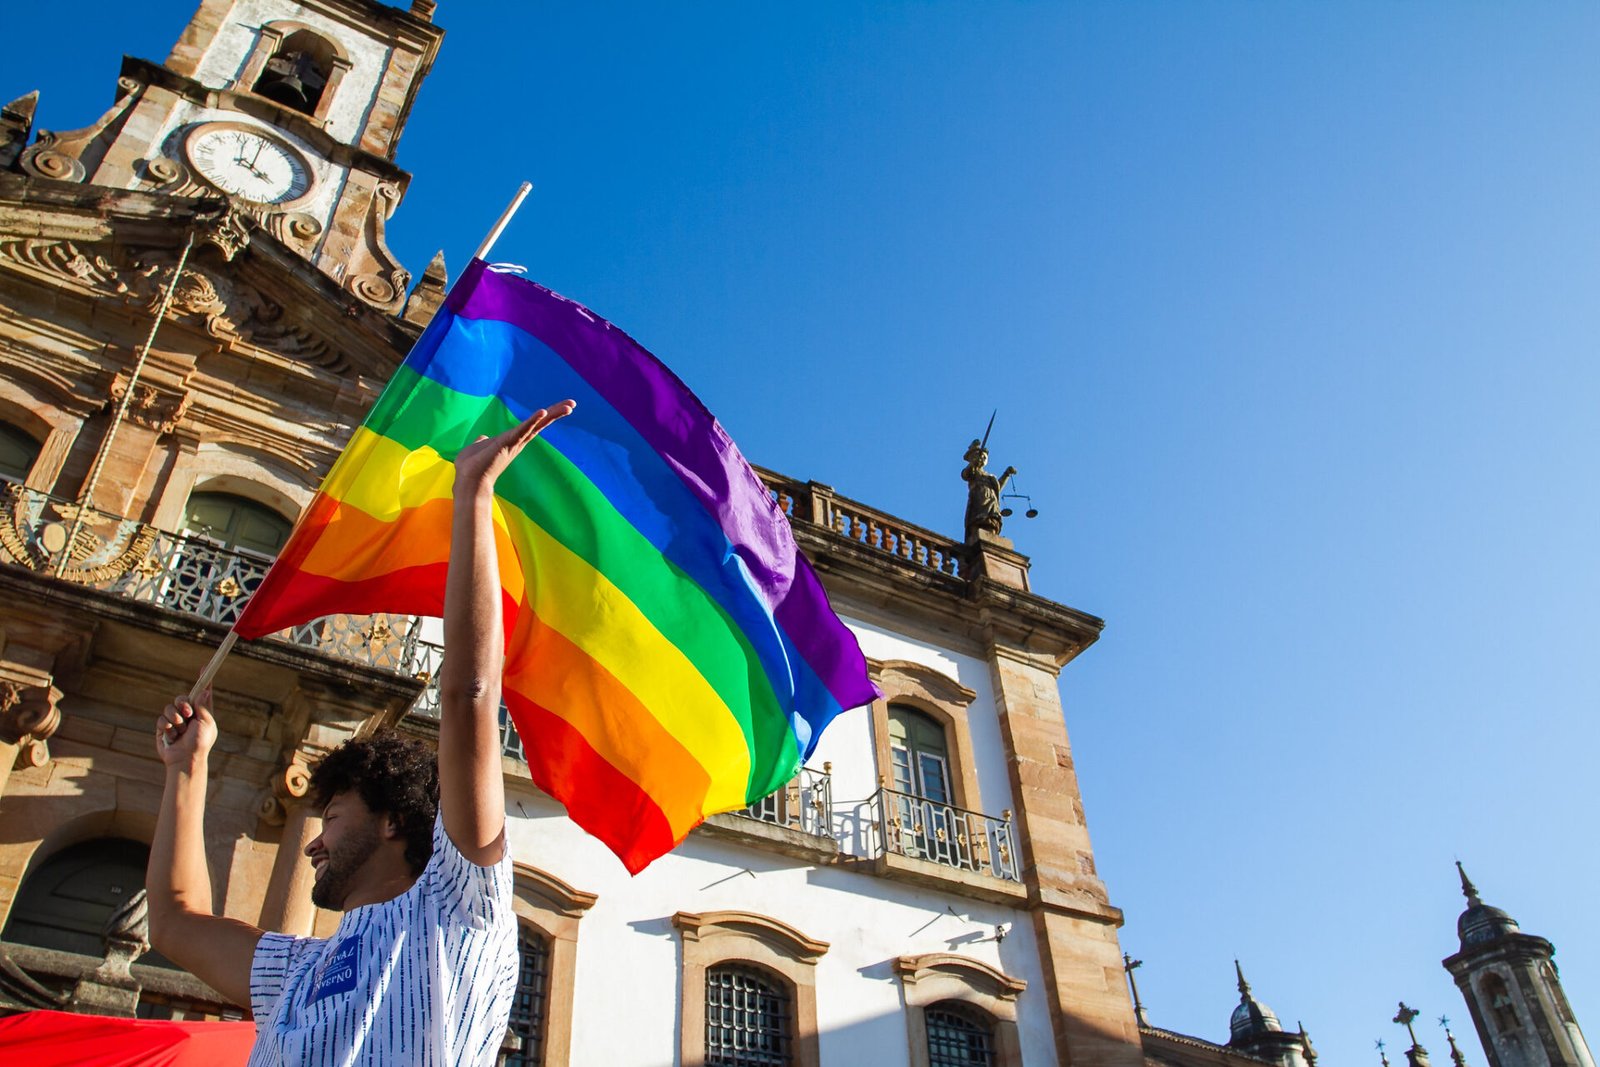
[382,814,403,840]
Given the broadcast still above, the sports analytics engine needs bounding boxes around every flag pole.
[179,183,535,711]
[473,181,532,261]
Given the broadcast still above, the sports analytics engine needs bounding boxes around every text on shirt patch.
[309,936,360,1004]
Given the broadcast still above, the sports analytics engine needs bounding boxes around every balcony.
[0,480,438,678]
[858,786,1025,904]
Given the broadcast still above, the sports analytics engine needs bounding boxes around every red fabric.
[0,1010,254,1066]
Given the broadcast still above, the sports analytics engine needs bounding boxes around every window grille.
[705,964,792,1066]
[500,926,550,1066]
[500,703,525,761]
[926,1004,995,1067]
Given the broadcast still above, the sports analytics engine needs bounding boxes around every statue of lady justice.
[962,436,1016,543]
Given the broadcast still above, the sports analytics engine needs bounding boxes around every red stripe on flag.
[505,690,682,874]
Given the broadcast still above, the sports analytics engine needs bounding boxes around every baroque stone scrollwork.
[197,206,254,262]
[107,373,191,435]
[17,76,140,185]
[259,756,314,826]
[0,233,342,368]
[346,180,411,312]
[0,238,126,291]
[265,210,324,255]
[0,677,63,770]
[140,154,209,198]
[17,131,86,183]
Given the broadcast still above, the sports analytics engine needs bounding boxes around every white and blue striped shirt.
[247,812,519,1067]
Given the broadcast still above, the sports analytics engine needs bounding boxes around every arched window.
[253,29,337,115]
[183,492,292,557]
[889,704,970,866]
[1540,963,1575,1025]
[926,1002,996,1067]
[502,925,550,1066]
[3,838,172,968]
[888,704,952,804]
[1481,972,1520,1032]
[0,422,41,483]
[705,963,792,1066]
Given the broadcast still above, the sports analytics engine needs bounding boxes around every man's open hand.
[454,401,576,492]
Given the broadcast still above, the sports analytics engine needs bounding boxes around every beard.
[310,818,382,910]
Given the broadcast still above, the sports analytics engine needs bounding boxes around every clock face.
[186,124,312,205]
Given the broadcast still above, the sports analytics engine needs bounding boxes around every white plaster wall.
[194,0,393,146]
[504,786,1058,1066]
[830,612,1018,826]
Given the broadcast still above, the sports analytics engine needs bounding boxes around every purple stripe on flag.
[449,260,879,713]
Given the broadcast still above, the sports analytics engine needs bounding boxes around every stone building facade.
[0,2,1148,1063]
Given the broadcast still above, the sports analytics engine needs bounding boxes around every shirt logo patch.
[310,936,360,1004]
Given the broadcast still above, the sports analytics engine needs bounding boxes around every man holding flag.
[147,401,576,1066]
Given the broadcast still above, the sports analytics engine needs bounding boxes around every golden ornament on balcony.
[214,576,242,599]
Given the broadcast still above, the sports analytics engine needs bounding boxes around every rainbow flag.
[234,259,878,872]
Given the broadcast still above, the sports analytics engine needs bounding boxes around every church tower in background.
[7,0,445,319]
[1444,864,1595,1067]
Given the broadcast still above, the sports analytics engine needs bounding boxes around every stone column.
[984,637,1144,1067]
[257,759,319,937]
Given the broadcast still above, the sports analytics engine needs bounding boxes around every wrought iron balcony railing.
[869,785,1020,882]
[732,764,833,838]
[0,480,431,676]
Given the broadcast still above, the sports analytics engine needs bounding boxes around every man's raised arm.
[146,693,266,1008]
[439,400,575,865]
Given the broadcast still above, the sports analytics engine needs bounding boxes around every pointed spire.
[1456,861,1482,905]
[1236,959,1251,995]
[402,249,450,326]
[1299,1022,1319,1067]
[1378,1038,1393,1067]
[1443,1021,1470,1067]
[2,91,38,125]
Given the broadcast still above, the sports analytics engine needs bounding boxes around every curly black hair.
[308,731,439,875]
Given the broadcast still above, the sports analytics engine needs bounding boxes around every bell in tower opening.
[253,30,336,116]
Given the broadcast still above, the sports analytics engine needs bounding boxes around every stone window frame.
[673,910,829,1067]
[0,391,73,492]
[895,952,1026,1067]
[509,861,597,1067]
[236,20,354,124]
[869,659,982,813]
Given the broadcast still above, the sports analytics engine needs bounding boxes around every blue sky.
[10,2,1600,1062]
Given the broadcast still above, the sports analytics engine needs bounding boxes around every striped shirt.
[246,812,519,1067]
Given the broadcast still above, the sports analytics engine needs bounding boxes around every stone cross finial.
[1123,953,1148,1027]
[1395,1002,1422,1047]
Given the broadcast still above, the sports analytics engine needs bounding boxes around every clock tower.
[13,0,445,314]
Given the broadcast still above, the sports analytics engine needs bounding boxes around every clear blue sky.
[11,2,1600,1062]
